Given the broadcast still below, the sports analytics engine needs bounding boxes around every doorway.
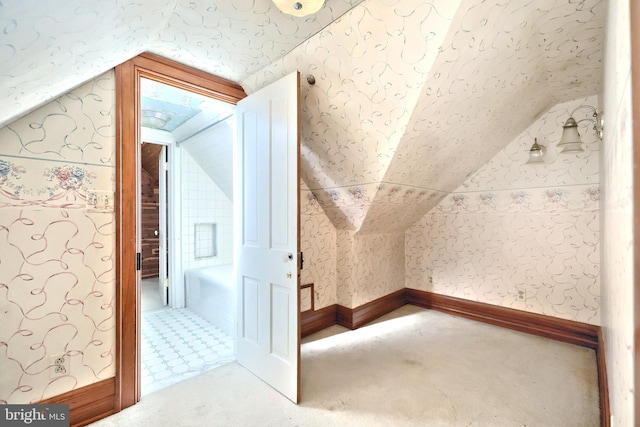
[140,142,167,312]
[137,76,237,395]
[114,53,247,408]
[115,53,301,409]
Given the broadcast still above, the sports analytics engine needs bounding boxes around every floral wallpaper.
[300,184,337,310]
[302,182,407,310]
[406,95,601,325]
[336,230,405,309]
[0,72,116,404]
[601,0,635,423]
[3,0,605,240]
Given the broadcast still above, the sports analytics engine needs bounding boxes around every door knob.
[287,272,292,279]
[288,253,294,261]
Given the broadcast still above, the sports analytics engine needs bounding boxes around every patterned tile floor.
[141,307,235,395]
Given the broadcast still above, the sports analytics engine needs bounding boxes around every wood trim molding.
[301,304,337,337]
[39,378,116,427]
[406,289,598,348]
[596,328,610,427]
[136,53,246,104]
[338,289,406,330]
[115,53,247,413]
[114,58,139,411]
[300,283,315,314]
[301,290,406,337]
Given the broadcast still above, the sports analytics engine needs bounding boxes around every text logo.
[1,405,69,427]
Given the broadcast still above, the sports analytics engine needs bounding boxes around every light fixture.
[557,105,603,154]
[526,138,546,163]
[272,0,325,17]
[141,110,170,129]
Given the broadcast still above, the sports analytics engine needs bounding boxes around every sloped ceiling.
[1,0,605,235]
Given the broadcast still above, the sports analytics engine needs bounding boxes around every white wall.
[180,150,234,271]
[601,0,635,424]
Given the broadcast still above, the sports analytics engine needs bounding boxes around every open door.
[235,71,300,403]
[158,145,168,306]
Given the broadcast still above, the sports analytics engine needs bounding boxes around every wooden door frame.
[114,53,246,410]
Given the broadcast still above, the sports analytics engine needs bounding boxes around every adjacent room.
[137,78,237,395]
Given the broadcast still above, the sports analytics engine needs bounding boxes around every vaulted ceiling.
[2,0,605,235]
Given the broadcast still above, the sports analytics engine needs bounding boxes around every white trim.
[139,131,185,309]
[168,143,184,308]
[141,127,175,145]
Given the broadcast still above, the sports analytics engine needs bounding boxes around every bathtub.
[185,264,235,337]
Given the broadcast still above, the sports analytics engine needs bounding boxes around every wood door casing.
[114,53,246,410]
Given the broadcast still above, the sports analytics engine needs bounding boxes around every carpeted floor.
[91,305,599,426]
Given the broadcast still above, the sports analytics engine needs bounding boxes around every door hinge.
[136,252,141,271]
[299,251,304,270]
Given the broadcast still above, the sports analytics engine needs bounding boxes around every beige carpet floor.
[91,305,599,426]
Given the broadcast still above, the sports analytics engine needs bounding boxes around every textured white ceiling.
[1,0,605,234]
[0,0,362,128]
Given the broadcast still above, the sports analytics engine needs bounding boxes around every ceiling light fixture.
[141,110,171,129]
[526,138,546,164]
[272,0,325,17]
[557,105,604,154]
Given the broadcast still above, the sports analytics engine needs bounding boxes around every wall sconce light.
[272,0,325,16]
[526,138,546,164]
[557,105,604,153]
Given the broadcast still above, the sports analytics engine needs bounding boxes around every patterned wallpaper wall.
[0,72,116,404]
[300,185,337,310]
[406,95,601,325]
[302,181,407,310]
[601,0,634,423]
[244,0,605,235]
[336,230,405,309]
[0,0,363,129]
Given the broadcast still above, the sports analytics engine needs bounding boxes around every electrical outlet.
[517,290,526,301]
[429,276,433,284]
[50,355,69,378]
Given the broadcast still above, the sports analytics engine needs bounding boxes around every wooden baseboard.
[301,304,337,337]
[302,289,406,336]
[406,289,599,348]
[596,328,610,427]
[335,289,406,330]
[335,304,352,329]
[38,377,116,427]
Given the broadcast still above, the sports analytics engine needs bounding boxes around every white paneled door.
[235,72,300,403]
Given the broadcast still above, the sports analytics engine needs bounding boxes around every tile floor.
[141,278,165,312]
[141,307,235,395]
